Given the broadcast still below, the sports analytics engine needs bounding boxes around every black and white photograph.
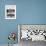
[18,24,46,46]
[5,5,16,19]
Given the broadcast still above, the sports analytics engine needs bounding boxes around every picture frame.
[5,5,16,19]
[18,24,46,42]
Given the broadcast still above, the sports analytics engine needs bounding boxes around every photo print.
[5,5,16,19]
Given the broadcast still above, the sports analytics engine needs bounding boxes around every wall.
[0,0,46,44]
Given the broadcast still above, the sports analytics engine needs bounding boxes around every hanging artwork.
[5,5,16,19]
[18,24,46,41]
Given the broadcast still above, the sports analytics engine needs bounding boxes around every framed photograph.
[18,24,46,42]
[5,5,16,19]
